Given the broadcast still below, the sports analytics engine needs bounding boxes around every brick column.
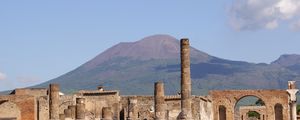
[155,82,166,120]
[49,84,60,120]
[177,39,193,120]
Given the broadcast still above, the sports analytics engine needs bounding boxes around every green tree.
[255,98,265,106]
[248,111,260,119]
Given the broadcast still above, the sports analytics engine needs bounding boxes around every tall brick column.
[177,39,193,120]
[49,84,60,120]
[155,82,166,120]
[102,107,113,120]
[76,98,86,120]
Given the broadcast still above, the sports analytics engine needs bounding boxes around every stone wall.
[38,96,49,120]
[120,95,212,120]
[0,88,292,120]
[0,100,21,120]
[13,88,47,98]
[0,95,36,120]
[57,90,120,120]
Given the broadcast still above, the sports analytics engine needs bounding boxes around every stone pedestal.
[76,98,86,120]
[68,105,76,119]
[64,109,72,118]
[102,107,113,120]
[59,114,65,120]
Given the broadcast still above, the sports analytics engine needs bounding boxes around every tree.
[255,98,265,106]
[248,111,260,119]
[297,104,300,114]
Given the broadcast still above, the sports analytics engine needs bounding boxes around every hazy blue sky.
[1,0,300,91]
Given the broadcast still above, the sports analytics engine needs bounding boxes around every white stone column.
[287,81,299,120]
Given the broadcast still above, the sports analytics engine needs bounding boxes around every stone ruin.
[0,39,298,120]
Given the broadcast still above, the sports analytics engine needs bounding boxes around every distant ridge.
[272,54,300,67]
[35,34,300,95]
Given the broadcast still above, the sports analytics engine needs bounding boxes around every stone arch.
[234,95,266,107]
[218,105,226,120]
[0,100,21,120]
[59,100,73,114]
[234,95,266,120]
[210,90,289,120]
[274,103,283,120]
[59,100,73,107]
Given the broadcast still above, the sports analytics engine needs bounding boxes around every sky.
[0,0,300,91]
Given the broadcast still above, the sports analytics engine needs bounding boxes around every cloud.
[229,0,300,31]
[17,76,40,83]
[291,19,300,31]
[0,72,7,80]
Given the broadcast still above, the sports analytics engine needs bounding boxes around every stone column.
[112,103,120,120]
[177,39,193,120]
[102,107,113,120]
[287,81,299,120]
[59,114,65,120]
[76,98,86,120]
[64,109,72,119]
[68,105,76,119]
[155,82,166,120]
[127,97,138,120]
[49,84,60,120]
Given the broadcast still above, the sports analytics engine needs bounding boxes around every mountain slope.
[83,35,212,70]
[36,35,300,95]
[272,54,300,67]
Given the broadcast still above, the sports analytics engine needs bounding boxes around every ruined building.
[0,39,298,120]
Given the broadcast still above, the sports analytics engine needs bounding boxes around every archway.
[210,90,290,120]
[247,111,260,120]
[274,103,283,120]
[234,96,266,120]
[219,105,226,120]
[0,101,21,120]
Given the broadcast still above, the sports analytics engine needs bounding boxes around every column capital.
[287,89,299,102]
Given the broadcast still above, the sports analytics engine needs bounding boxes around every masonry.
[0,38,297,120]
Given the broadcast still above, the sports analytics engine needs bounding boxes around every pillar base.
[65,118,73,120]
[127,117,138,120]
[155,118,166,120]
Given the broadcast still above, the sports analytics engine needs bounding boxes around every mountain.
[272,54,300,67]
[83,35,212,70]
[35,35,300,95]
